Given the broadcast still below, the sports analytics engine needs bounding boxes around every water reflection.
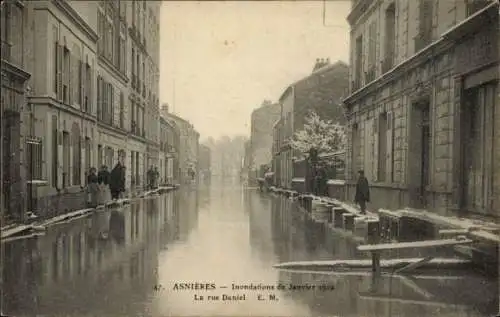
[1,185,497,317]
[269,195,498,317]
[2,195,180,317]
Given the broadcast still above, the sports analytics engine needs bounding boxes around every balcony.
[1,40,12,62]
[414,32,432,53]
[381,52,395,74]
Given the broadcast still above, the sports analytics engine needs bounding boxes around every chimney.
[161,103,169,117]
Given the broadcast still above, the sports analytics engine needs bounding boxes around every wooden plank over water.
[357,238,474,252]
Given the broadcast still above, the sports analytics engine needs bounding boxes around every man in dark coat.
[354,170,370,215]
[110,162,126,200]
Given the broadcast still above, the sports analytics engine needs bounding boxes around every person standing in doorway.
[354,170,370,215]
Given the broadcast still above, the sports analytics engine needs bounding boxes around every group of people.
[86,162,126,208]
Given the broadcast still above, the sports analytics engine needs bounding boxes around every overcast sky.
[159,1,351,140]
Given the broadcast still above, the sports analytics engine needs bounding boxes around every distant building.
[198,145,211,181]
[343,0,499,217]
[1,1,162,222]
[275,59,349,189]
[248,100,281,182]
[159,115,180,184]
[162,104,200,184]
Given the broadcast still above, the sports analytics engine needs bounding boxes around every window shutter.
[88,65,93,114]
[79,61,84,109]
[68,51,73,105]
[96,76,101,119]
[57,44,63,101]
[386,111,394,182]
[373,116,379,181]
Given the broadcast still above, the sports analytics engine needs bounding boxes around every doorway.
[2,110,21,220]
[460,83,496,215]
[409,98,431,208]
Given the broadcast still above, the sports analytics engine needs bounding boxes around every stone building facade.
[9,0,162,219]
[1,0,32,223]
[248,101,281,181]
[163,112,200,184]
[276,60,349,189]
[159,116,179,185]
[343,0,499,218]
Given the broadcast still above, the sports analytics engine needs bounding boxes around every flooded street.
[2,181,498,317]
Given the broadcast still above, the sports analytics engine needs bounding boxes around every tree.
[290,110,346,159]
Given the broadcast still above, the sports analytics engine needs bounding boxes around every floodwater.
[1,181,498,317]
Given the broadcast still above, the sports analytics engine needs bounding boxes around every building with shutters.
[1,0,32,224]
[10,0,162,219]
[343,0,499,218]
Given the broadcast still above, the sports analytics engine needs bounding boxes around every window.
[26,137,43,181]
[107,22,113,60]
[366,21,377,83]
[383,3,396,73]
[354,35,363,90]
[119,36,126,73]
[98,10,105,55]
[416,0,433,51]
[51,115,58,187]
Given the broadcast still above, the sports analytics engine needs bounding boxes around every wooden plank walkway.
[357,238,474,252]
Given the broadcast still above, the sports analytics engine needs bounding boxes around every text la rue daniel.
[169,282,335,302]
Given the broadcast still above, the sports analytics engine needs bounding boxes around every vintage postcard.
[0,0,499,316]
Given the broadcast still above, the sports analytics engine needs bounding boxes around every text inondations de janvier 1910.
[152,282,336,302]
